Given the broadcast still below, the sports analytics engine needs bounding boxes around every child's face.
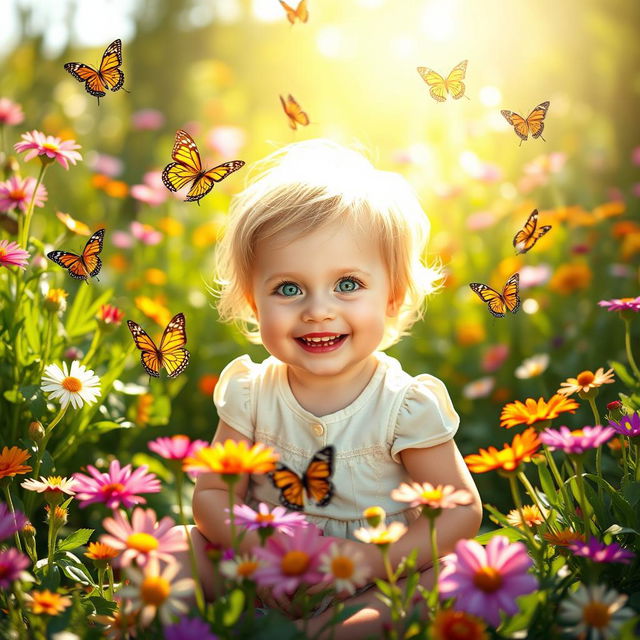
[250,221,397,380]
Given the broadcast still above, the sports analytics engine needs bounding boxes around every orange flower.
[134,296,172,327]
[549,263,592,295]
[506,504,546,528]
[104,180,128,199]
[85,541,119,561]
[144,268,167,286]
[464,427,540,474]
[25,589,72,615]
[192,220,224,248]
[431,608,488,640]
[55,211,91,236]
[109,252,129,273]
[557,368,615,397]
[0,446,32,479]
[500,394,579,429]
[621,232,640,261]
[183,439,278,476]
[456,321,486,347]
[542,529,585,547]
[198,374,219,396]
[593,201,625,220]
[612,221,640,238]
[135,393,153,427]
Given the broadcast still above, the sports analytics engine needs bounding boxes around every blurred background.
[1,0,639,521]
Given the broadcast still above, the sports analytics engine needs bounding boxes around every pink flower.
[569,537,635,564]
[131,109,166,131]
[0,503,27,541]
[632,147,640,166]
[252,526,333,598]
[466,211,497,231]
[0,175,48,213]
[148,435,208,460]
[206,125,246,158]
[539,425,616,455]
[87,152,123,177]
[390,482,473,510]
[462,377,495,400]
[100,507,187,567]
[0,240,30,269]
[0,549,30,588]
[14,130,82,169]
[519,264,552,289]
[131,171,169,206]
[112,230,134,249]
[598,296,640,312]
[481,344,509,373]
[230,502,309,536]
[439,536,538,627]
[130,221,162,245]
[73,459,161,510]
[0,98,25,126]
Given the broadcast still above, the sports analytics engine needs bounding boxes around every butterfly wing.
[47,251,87,280]
[416,67,448,102]
[80,228,105,277]
[295,0,309,22]
[271,465,305,511]
[513,209,552,254]
[47,228,104,280]
[500,109,529,140]
[64,63,106,98]
[445,60,468,100]
[501,273,521,314]
[279,0,297,23]
[157,312,190,378]
[302,446,334,507]
[469,282,507,317]
[98,39,124,92]
[280,94,309,130]
[525,101,550,139]
[162,130,202,193]
[127,320,162,378]
[185,160,245,203]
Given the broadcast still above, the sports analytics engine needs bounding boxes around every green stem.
[107,564,115,600]
[635,442,640,483]
[508,474,539,552]
[517,470,554,532]
[98,566,105,598]
[18,162,47,249]
[46,507,55,575]
[428,516,439,611]
[623,318,640,380]
[38,316,54,380]
[2,485,23,551]
[619,436,629,481]
[587,397,604,499]
[543,445,574,524]
[380,545,400,640]
[572,457,592,536]
[81,329,102,367]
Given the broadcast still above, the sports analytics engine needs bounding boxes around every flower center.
[331,556,354,579]
[237,560,259,577]
[582,601,611,629]
[576,371,595,386]
[100,482,125,495]
[140,576,171,606]
[448,619,477,639]
[61,376,82,392]
[126,532,159,553]
[9,189,25,201]
[281,550,310,576]
[472,566,503,592]
[570,429,584,438]
[255,513,275,524]
[420,489,443,503]
[42,142,59,152]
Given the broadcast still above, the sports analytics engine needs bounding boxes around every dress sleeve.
[212,355,256,439]
[390,374,460,463]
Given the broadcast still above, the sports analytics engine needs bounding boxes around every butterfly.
[162,130,245,204]
[280,94,310,130]
[64,39,125,103]
[469,273,521,318]
[127,312,190,378]
[501,101,550,145]
[513,209,552,254]
[416,60,469,102]
[47,228,105,283]
[279,0,308,24]
[270,446,334,511]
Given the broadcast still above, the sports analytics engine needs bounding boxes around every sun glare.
[420,0,458,42]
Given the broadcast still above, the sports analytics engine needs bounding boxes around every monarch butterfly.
[162,130,245,204]
[416,60,469,102]
[47,228,105,283]
[127,313,190,379]
[270,446,334,511]
[501,101,550,145]
[469,273,520,318]
[279,0,308,24]
[64,39,125,103]
[513,209,552,254]
[280,94,310,130]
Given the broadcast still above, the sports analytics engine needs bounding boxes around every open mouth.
[295,334,348,350]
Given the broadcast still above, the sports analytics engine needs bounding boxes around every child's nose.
[302,292,336,322]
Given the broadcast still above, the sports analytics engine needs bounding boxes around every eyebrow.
[263,269,372,286]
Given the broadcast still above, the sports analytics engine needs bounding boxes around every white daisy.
[353,521,407,546]
[558,583,635,639]
[41,360,101,409]
[219,553,262,582]
[319,543,370,595]
[21,476,76,495]
[515,353,550,379]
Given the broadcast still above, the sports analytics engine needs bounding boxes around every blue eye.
[276,282,301,297]
[336,278,361,292]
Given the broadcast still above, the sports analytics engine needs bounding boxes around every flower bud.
[28,421,45,443]
[96,304,124,331]
[606,400,625,423]
[43,288,68,314]
[362,506,386,528]
[3,155,20,177]
[45,504,68,529]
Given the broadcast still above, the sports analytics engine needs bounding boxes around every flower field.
[1,0,640,638]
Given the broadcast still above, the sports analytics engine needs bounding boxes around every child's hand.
[256,585,303,619]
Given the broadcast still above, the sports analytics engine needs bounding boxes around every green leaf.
[474,527,524,544]
[56,551,97,586]
[610,360,639,389]
[131,452,174,483]
[57,528,94,552]
[603,524,640,536]
[622,481,640,507]
[87,596,118,617]
[537,464,562,509]
[90,420,134,434]
[498,590,542,634]
[221,588,245,626]
[374,578,393,597]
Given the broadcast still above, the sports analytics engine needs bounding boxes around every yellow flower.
[353,521,407,546]
[593,201,625,220]
[499,394,579,429]
[157,217,183,237]
[55,211,91,236]
[134,296,172,327]
[456,321,486,347]
[25,590,72,616]
[192,220,224,248]
[104,180,128,199]
[144,268,167,286]
[0,446,32,479]
[506,505,546,528]
[549,263,592,295]
[43,288,68,314]
[557,368,615,397]
[183,439,278,476]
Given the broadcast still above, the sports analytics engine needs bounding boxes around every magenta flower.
[0,549,30,588]
[14,130,82,169]
[0,240,30,270]
[131,171,169,206]
[164,616,218,640]
[439,536,538,627]
[608,412,640,437]
[130,221,162,245]
[0,176,48,213]
[73,459,161,510]
[0,98,24,126]
[131,108,166,131]
[598,296,640,312]
[148,435,208,460]
[569,537,635,564]
[100,507,187,567]
[0,503,27,541]
[539,425,616,455]
[206,125,246,158]
[230,502,309,536]
[112,230,134,249]
[252,526,333,598]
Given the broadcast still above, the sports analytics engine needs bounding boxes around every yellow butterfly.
[513,209,552,254]
[469,273,520,318]
[416,60,468,102]
[162,130,245,204]
[501,101,550,145]
[280,94,310,130]
[279,0,308,24]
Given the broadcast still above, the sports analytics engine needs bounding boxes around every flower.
[119,556,194,626]
[608,412,640,437]
[14,130,82,169]
[462,377,495,400]
[20,476,76,504]
[539,425,616,455]
[25,590,73,615]
[438,536,538,627]
[353,521,408,546]
[207,125,246,157]
[505,505,546,528]
[100,507,187,567]
[0,240,30,269]
[557,368,615,397]
[219,552,262,582]
[91,597,138,638]
[131,109,166,131]
[464,427,540,473]
[319,543,370,595]
[362,506,386,527]
[514,353,550,379]
[73,459,161,510]
[183,439,278,476]
[390,482,472,510]
[431,609,488,640]
[55,211,91,236]
[499,394,579,429]
[164,616,218,640]
[252,527,333,598]
[97,304,125,327]
[569,537,635,564]
[43,288,69,314]
[0,502,27,541]
[481,344,509,373]
[231,502,309,536]
[131,221,162,245]
[598,296,640,312]
[0,98,24,125]
[542,529,585,547]
[0,176,48,212]
[549,263,592,295]
[131,171,169,206]
[558,584,635,639]
[0,548,30,588]
[41,360,101,409]
[0,446,32,479]
[518,264,552,289]
[134,296,172,327]
[198,374,219,396]
[148,435,208,461]
[85,542,119,564]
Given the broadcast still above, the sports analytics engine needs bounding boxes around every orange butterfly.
[47,228,105,283]
[64,39,125,103]
[513,209,552,254]
[469,273,520,318]
[279,0,308,24]
[501,101,550,145]
[270,446,334,511]
[127,313,190,378]
[280,94,310,130]
[416,60,468,102]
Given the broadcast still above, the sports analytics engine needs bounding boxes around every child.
[182,139,482,637]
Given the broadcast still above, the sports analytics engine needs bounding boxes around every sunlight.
[419,0,458,42]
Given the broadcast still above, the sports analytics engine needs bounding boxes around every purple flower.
[539,425,616,455]
[569,537,635,564]
[608,412,640,437]
[229,502,309,536]
[0,548,30,588]
[598,297,640,312]
[438,536,538,627]
[0,502,27,541]
[164,616,218,640]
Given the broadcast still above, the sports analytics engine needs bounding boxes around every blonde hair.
[213,139,442,350]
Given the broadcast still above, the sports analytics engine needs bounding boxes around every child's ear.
[386,293,403,317]
[246,293,259,318]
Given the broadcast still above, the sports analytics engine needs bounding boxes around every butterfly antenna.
[540,134,546,142]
